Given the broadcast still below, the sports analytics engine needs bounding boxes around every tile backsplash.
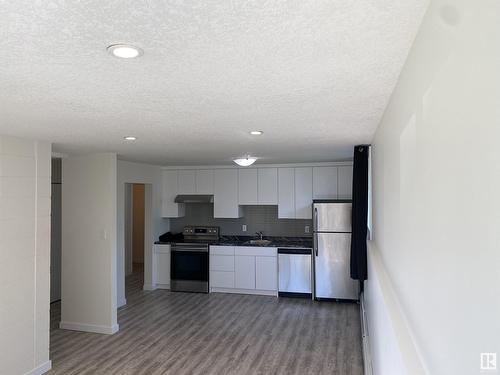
[169,204,312,237]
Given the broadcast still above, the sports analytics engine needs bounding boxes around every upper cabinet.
[161,170,185,218]
[161,163,352,219]
[294,167,313,219]
[238,169,258,205]
[313,166,338,200]
[238,168,278,206]
[214,169,243,218]
[195,169,214,194]
[178,169,214,194]
[178,170,196,194]
[258,168,278,205]
[338,166,353,199]
[278,168,295,219]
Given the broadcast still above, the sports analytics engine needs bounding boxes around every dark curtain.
[350,145,369,289]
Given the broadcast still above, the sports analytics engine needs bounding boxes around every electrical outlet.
[304,225,310,234]
[242,224,247,232]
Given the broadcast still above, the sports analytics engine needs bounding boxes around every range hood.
[174,195,214,204]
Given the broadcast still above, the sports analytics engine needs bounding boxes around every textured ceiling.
[0,1,428,165]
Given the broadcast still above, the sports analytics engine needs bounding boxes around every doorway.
[125,183,147,297]
[50,158,62,303]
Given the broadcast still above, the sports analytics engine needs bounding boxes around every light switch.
[242,224,247,232]
[101,229,108,240]
[304,225,310,233]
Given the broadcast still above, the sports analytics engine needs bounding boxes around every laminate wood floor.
[48,265,363,375]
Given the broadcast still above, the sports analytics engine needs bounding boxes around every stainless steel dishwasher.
[278,248,313,298]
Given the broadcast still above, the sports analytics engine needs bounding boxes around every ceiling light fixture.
[233,156,257,167]
[124,136,137,141]
[107,44,143,59]
[250,130,264,135]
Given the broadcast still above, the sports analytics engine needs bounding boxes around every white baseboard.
[143,283,157,291]
[360,292,373,375]
[24,360,52,375]
[59,321,119,335]
[210,288,278,297]
[155,283,170,290]
[117,297,127,308]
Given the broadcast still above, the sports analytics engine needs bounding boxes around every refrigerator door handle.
[314,207,319,256]
[314,233,318,257]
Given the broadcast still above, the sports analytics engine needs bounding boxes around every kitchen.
[2,0,497,374]
[144,162,358,301]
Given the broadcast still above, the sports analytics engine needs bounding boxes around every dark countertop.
[155,235,313,249]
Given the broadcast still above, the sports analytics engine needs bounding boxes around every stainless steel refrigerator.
[313,200,359,300]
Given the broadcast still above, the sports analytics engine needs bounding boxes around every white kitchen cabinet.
[255,256,277,291]
[210,246,235,256]
[238,169,258,205]
[238,168,278,205]
[209,246,235,289]
[235,255,256,289]
[237,246,276,257]
[214,169,243,218]
[258,168,278,205]
[338,166,353,199]
[195,169,214,194]
[210,255,234,272]
[153,244,170,289]
[210,245,277,295]
[278,168,295,219]
[178,170,196,194]
[313,166,338,200]
[161,170,185,217]
[295,167,313,219]
[210,271,235,288]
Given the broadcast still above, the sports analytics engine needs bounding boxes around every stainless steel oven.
[170,226,219,293]
[171,243,209,293]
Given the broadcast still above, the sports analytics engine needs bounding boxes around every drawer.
[154,244,171,254]
[210,271,235,288]
[210,245,235,256]
[235,246,277,257]
[210,255,234,271]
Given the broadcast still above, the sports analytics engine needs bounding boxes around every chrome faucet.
[255,231,264,240]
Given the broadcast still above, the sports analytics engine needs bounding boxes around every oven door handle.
[171,248,208,253]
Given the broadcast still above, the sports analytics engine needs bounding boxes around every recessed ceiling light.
[107,44,143,59]
[124,136,137,141]
[233,157,257,167]
[250,130,264,135]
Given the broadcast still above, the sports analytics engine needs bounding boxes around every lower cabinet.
[154,244,171,289]
[256,256,278,291]
[210,246,278,296]
[210,271,235,288]
[235,256,256,289]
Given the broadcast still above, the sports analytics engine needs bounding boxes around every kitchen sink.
[245,239,272,246]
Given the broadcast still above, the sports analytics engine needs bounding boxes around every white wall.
[0,135,52,374]
[364,242,424,375]
[368,0,500,374]
[61,153,118,334]
[117,160,169,306]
